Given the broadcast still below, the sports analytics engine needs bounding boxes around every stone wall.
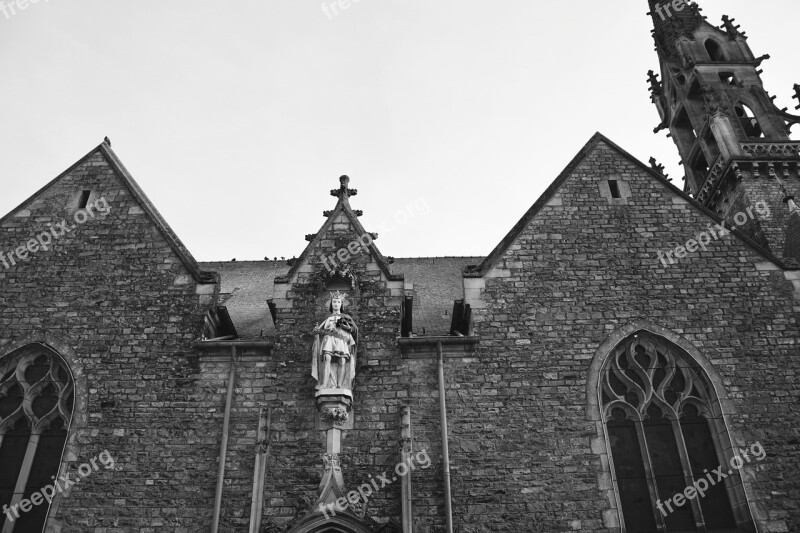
[460,139,799,532]
[3,140,799,533]
[0,149,220,532]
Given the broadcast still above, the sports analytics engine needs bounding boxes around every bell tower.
[647,0,800,258]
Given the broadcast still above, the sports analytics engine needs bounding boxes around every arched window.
[705,39,726,61]
[600,333,753,532]
[735,104,764,138]
[0,344,73,532]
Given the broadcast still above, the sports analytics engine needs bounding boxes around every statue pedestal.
[315,388,352,399]
[314,389,360,515]
[315,389,353,431]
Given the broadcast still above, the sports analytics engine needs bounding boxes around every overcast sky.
[1,1,797,261]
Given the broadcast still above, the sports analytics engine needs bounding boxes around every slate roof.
[199,256,481,339]
[200,260,288,339]
[391,257,482,336]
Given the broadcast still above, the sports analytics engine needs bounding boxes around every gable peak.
[330,174,357,206]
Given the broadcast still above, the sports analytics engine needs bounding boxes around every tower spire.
[647,1,800,262]
[647,0,703,61]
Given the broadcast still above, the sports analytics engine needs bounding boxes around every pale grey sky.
[1,1,797,261]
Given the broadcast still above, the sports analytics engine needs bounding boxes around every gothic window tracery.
[0,345,73,532]
[601,333,751,532]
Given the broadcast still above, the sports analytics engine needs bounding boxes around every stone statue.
[311,291,358,391]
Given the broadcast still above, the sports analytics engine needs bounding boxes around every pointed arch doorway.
[287,512,375,533]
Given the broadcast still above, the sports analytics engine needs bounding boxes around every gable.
[468,132,791,278]
[276,193,401,285]
[0,141,213,283]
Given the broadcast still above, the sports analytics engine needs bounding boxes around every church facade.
[1,1,800,532]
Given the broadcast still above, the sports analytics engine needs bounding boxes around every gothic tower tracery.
[647,0,800,259]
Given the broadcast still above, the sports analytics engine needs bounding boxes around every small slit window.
[600,178,629,204]
[78,190,91,209]
[609,180,621,199]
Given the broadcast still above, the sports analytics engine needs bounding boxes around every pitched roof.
[0,140,214,283]
[201,256,481,339]
[199,260,288,338]
[466,132,797,278]
[391,257,482,336]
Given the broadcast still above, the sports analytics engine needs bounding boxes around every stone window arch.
[591,329,756,532]
[0,344,74,532]
[735,103,764,138]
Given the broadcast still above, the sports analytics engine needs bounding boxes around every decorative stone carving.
[740,141,800,158]
[702,86,730,116]
[308,291,362,520]
[320,265,357,290]
[601,334,715,421]
[320,407,349,424]
[695,153,726,205]
[310,291,358,392]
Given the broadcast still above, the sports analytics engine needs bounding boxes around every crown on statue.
[329,290,348,303]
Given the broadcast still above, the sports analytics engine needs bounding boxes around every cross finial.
[331,175,358,200]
